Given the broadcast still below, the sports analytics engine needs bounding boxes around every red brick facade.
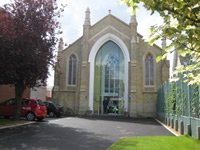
[0,85,31,103]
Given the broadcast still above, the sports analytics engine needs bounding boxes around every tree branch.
[162,6,200,24]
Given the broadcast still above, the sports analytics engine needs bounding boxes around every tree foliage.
[0,0,64,120]
[121,0,200,85]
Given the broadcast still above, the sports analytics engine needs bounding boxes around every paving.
[0,116,174,150]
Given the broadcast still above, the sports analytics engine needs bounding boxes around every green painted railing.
[157,74,200,139]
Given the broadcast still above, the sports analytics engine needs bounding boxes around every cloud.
[1,0,164,86]
[0,0,11,6]
[58,0,131,44]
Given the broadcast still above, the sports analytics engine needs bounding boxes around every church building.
[53,8,169,118]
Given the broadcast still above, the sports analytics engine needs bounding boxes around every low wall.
[157,113,200,139]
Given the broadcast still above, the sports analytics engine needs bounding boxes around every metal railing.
[157,73,200,139]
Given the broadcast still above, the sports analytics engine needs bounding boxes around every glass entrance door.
[93,41,124,115]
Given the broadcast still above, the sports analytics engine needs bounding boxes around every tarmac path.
[0,116,173,150]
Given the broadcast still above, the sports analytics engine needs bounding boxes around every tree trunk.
[13,82,25,121]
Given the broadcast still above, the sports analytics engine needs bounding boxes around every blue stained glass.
[94,40,125,114]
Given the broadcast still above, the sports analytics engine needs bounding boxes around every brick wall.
[0,85,30,103]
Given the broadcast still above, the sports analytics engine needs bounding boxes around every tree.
[0,0,64,120]
[121,0,200,84]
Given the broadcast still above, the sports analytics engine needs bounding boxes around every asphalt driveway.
[0,116,173,150]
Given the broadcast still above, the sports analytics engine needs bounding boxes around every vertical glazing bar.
[180,74,184,116]
[199,85,200,117]
[188,84,191,117]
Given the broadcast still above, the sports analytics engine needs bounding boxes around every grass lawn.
[108,136,200,150]
[0,118,31,128]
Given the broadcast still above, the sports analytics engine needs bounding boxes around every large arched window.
[94,41,124,114]
[89,33,130,112]
[144,53,155,86]
[104,54,120,93]
[68,54,77,85]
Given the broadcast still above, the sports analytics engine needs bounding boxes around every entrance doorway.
[102,96,122,114]
[93,41,125,115]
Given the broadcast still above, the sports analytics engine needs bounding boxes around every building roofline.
[153,43,163,51]
[61,36,83,52]
[61,13,163,52]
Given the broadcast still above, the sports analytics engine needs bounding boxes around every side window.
[22,100,31,105]
[44,102,49,107]
[49,103,54,108]
[144,53,155,86]
[5,99,15,106]
[68,54,77,86]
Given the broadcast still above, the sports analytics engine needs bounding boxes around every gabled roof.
[62,13,163,52]
[90,14,143,38]
[62,36,83,52]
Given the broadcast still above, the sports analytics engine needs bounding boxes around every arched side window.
[144,52,155,86]
[68,54,77,85]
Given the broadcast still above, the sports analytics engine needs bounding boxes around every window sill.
[67,85,77,87]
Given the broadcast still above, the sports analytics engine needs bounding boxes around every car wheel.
[26,112,35,121]
[37,117,44,121]
[4,116,10,119]
[49,112,54,118]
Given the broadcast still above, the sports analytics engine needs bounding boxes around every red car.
[0,98,47,121]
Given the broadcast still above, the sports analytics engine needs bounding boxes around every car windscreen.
[50,102,57,107]
[36,100,45,106]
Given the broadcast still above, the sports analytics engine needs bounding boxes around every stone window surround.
[143,51,156,88]
[66,52,78,87]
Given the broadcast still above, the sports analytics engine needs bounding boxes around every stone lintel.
[130,86,136,93]
[59,90,76,92]
[81,61,88,67]
[131,86,136,89]
[53,87,59,91]
[80,88,86,92]
[80,85,86,92]
[142,91,157,94]
[131,36,137,44]
[130,90,136,93]
[130,61,137,67]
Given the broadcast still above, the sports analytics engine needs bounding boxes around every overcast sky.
[0,0,163,87]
